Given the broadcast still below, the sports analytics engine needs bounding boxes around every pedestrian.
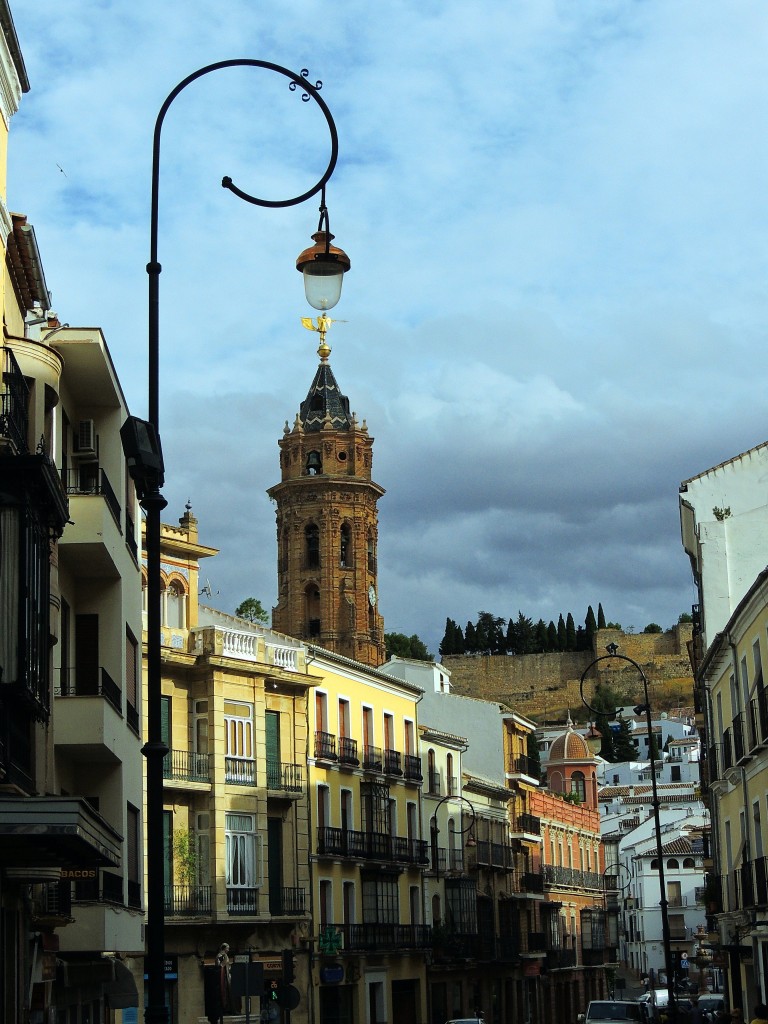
[749,1005,768,1024]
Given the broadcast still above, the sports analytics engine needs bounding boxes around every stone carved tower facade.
[268,341,385,667]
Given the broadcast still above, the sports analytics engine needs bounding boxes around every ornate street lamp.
[430,793,477,875]
[122,60,348,1024]
[580,644,678,1022]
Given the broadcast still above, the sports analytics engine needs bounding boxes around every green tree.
[597,603,607,629]
[439,618,459,656]
[547,621,558,650]
[533,619,549,653]
[385,633,432,661]
[596,714,616,762]
[557,614,567,650]
[526,731,542,777]
[585,605,597,644]
[565,612,577,651]
[678,612,693,624]
[464,621,478,652]
[613,718,638,762]
[476,611,506,654]
[648,731,660,761]
[643,623,662,634]
[235,597,269,624]
[510,612,535,654]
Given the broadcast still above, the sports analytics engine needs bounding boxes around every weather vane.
[301,313,347,360]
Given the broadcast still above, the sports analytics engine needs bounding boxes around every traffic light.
[265,979,280,1003]
[282,949,296,983]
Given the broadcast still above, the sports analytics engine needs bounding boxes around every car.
[697,996,727,1018]
[444,1019,484,1024]
[578,1000,646,1023]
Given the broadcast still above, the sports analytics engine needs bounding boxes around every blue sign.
[320,965,344,984]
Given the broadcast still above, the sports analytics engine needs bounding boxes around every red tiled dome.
[549,725,591,762]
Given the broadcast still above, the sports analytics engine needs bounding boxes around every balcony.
[362,744,382,772]
[384,749,402,776]
[404,754,423,782]
[55,666,122,714]
[330,922,432,952]
[225,757,256,785]
[270,886,307,916]
[427,847,466,874]
[165,884,212,917]
[521,871,545,894]
[227,888,260,914]
[338,736,359,767]
[0,347,29,452]
[525,931,547,952]
[514,812,542,836]
[733,711,747,763]
[267,760,303,794]
[70,870,125,906]
[542,864,603,892]
[546,948,578,970]
[750,688,768,750]
[163,748,211,784]
[427,771,442,796]
[315,730,338,762]
[59,468,126,577]
[316,826,428,865]
[472,840,513,871]
[509,754,540,780]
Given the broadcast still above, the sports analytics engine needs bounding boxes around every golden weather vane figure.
[301,313,347,361]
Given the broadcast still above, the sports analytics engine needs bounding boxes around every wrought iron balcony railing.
[404,754,423,781]
[328,922,432,952]
[0,347,29,452]
[362,744,382,771]
[384,748,402,776]
[227,887,260,914]
[55,666,122,715]
[163,748,211,783]
[339,736,359,766]
[165,884,212,916]
[316,826,429,865]
[267,760,303,792]
[225,756,256,785]
[270,886,307,915]
[315,730,338,761]
[63,467,121,528]
[515,812,542,835]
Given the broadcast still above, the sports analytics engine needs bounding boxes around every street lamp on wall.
[430,793,477,875]
[580,643,677,1022]
[123,61,349,1024]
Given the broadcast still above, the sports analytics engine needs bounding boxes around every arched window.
[280,528,289,575]
[571,771,586,802]
[650,859,659,870]
[306,449,322,475]
[305,584,321,637]
[166,580,186,629]
[367,530,375,572]
[432,893,441,926]
[428,749,438,794]
[683,857,695,869]
[667,858,679,869]
[305,524,320,568]
[446,753,454,795]
[340,523,352,567]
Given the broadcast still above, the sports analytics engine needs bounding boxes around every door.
[266,710,280,788]
[75,614,99,694]
[267,817,282,915]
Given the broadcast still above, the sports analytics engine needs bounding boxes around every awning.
[0,796,121,869]
[105,959,140,1009]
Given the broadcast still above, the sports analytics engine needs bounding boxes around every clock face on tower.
[368,584,376,607]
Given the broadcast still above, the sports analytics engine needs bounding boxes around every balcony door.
[266,710,280,788]
[267,817,282,915]
[75,613,99,694]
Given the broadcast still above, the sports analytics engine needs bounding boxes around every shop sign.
[320,965,344,984]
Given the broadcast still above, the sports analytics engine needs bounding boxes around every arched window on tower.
[165,580,186,629]
[340,523,352,567]
[571,771,586,803]
[306,449,322,475]
[367,530,376,572]
[305,524,320,569]
[280,528,289,575]
[305,584,321,637]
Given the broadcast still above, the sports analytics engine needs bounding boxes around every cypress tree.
[439,617,455,656]
[597,603,607,629]
[547,621,558,650]
[534,619,548,652]
[557,614,567,650]
[464,621,478,652]
[565,612,577,651]
[585,605,597,643]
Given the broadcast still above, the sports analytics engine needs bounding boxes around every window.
[571,771,586,802]
[343,881,355,925]
[196,812,211,886]
[361,781,390,835]
[306,584,321,636]
[165,580,185,629]
[340,523,352,567]
[668,881,682,907]
[367,530,375,572]
[362,871,399,924]
[225,701,254,783]
[127,804,140,887]
[318,785,330,828]
[319,879,332,927]
[306,450,322,475]
[306,524,320,567]
[671,765,681,782]
[410,886,421,925]
[446,753,455,795]
[384,713,394,752]
[316,691,329,731]
[755,801,764,859]
[225,813,260,890]
[445,877,476,932]
[126,627,138,716]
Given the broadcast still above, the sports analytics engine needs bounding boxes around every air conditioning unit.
[76,419,96,454]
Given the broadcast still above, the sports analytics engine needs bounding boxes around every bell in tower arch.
[306,450,323,475]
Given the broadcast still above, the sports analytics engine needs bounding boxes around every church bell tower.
[268,325,385,667]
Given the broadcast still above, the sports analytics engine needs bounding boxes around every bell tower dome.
[267,329,385,667]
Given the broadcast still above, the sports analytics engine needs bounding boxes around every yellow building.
[136,509,315,1024]
[697,566,768,1013]
[307,648,429,1024]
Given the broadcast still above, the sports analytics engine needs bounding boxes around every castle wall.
[442,625,694,720]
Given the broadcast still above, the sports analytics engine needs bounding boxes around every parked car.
[578,1001,646,1023]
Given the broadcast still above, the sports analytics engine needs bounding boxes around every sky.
[9,1,768,658]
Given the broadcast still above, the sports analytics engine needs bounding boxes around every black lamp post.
[430,793,477,874]
[580,643,677,1022]
[122,60,349,1024]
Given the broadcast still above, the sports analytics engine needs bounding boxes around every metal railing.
[542,865,603,891]
[339,736,359,765]
[63,467,121,528]
[165,884,212,916]
[0,347,29,452]
[331,922,432,951]
[427,771,442,795]
[315,730,337,761]
[384,748,402,775]
[271,887,306,915]
[516,812,542,835]
[267,760,303,792]
[404,754,423,781]
[55,666,122,715]
[362,744,382,771]
[511,754,540,778]
[227,887,259,914]
[317,826,428,865]
[163,748,211,783]
[225,757,256,785]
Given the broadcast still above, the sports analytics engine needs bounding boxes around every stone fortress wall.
[442,625,694,721]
